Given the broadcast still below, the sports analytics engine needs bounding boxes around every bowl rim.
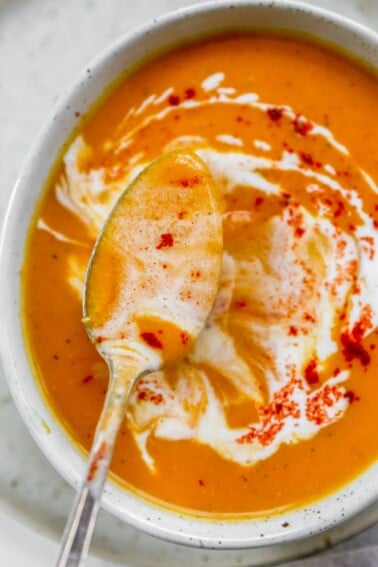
[1,0,378,550]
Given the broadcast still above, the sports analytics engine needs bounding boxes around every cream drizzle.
[41,73,378,470]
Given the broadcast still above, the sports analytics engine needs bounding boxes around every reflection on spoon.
[56,151,223,566]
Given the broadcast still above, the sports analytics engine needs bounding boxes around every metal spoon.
[56,151,223,566]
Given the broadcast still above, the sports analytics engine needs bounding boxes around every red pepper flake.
[281,192,291,199]
[341,331,370,366]
[140,332,163,349]
[370,343,376,350]
[340,310,372,366]
[198,479,205,486]
[235,300,247,309]
[334,201,345,218]
[82,375,94,384]
[339,313,346,321]
[295,227,305,238]
[267,107,284,121]
[304,313,315,323]
[306,384,343,425]
[374,220,378,229]
[300,152,314,166]
[258,422,285,447]
[255,196,264,207]
[162,263,167,269]
[191,270,201,279]
[289,326,298,336]
[177,210,186,219]
[333,367,340,377]
[304,359,320,385]
[237,378,301,446]
[168,94,180,106]
[137,385,164,405]
[344,390,360,404]
[96,336,103,344]
[156,233,174,250]
[75,111,81,117]
[349,224,356,232]
[184,87,196,99]
[292,115,313,136]
[180,332,189,345]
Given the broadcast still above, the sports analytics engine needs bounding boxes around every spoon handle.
[55,366,141,566]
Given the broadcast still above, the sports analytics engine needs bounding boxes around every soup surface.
[23,34,378,516]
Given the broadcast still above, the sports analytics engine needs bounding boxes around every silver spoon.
[56,150,223,566]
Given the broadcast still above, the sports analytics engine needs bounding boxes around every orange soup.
[22,34,378,516]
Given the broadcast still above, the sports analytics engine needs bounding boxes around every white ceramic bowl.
[1,0,377,550]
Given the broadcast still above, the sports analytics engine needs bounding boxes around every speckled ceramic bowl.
[0,0,377,550]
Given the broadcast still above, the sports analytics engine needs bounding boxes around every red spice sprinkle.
[295,227,305,238]
[156,233,174,250]
[180,332,189,345]
[304,359,320,385]
[340,313,372,366]
[349,224,356,232]
[82,375,94,384]
[344,390,360,404]
[176,176,200,188]
[75,111,81,117]
[339,313,346,321]
[333,367,340,377]
[267,107,284,121]
[255,196,264,207]
[306,385,343,425]
[304,313,315,323]
[235,300,247,308]
[162,263,167,269]
[191,270,201,278]
[140,332,163,349]
[300,152,314,166]
[184,87,196,99]
[177,210,187,219]
[370,344,376,350]
[96,336,103,344]
[198,479,205,487]
[168,94,180,106]
[289,326,298,336]
[281,192,291,199]
[292,115,313,136]
[334,201,345,218]
[137,389,164,405]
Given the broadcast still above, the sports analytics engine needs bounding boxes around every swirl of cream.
[42,76,378,469]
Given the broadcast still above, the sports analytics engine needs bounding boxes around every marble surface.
[0,0,377,565]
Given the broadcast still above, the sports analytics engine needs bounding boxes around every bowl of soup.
[1,0,378,550]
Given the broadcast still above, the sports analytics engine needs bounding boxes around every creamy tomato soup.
[23,35,378,516]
